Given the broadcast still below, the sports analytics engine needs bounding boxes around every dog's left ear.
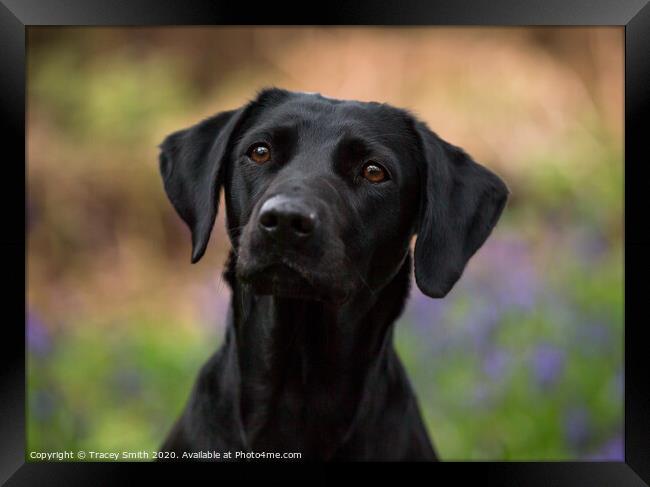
[413,121,509,298]
[159,107,247,263]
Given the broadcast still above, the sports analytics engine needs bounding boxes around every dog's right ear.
[412,121,509,298]
[159,108,246,263]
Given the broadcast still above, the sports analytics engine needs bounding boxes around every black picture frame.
[3,0,649,484]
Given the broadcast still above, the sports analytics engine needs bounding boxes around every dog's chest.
[238,304,363,458]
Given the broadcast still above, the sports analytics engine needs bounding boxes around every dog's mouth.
[237,260,349,303]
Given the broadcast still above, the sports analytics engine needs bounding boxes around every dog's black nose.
[258,195,317,243]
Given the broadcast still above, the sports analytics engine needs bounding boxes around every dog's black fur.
[158,88,508,461]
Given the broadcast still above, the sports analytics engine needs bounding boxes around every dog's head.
[159,88,508,303]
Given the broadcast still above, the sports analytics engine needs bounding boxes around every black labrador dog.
[158,88,508,461]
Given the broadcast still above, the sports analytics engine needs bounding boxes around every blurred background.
[27,27,623,460]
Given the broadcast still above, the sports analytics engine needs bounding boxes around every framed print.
[2,0,649,485]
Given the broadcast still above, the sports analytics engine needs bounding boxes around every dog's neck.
[222,250,413,459]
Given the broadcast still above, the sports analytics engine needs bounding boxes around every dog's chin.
[237,262,350,304]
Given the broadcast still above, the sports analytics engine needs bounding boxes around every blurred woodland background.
[27,27,623,460]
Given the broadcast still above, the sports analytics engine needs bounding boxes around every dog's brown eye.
[248,143,271,164]
[361,162,388,183]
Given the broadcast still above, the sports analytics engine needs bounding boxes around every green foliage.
[28,318,218,454]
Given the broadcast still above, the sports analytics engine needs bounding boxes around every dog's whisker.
[227,224,248,233]
[343,254,376,298]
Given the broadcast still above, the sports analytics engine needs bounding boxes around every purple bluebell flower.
[588,435,624,461]
[400,285,456,356]
[471,383,492,408]
[575,320,612,354]
[483,348,511,381]
[27,312,51,356]
[463,236,539,313]
[406,285,449,332]
[531,344,565,389]
[564,407,591,449]
[573,226,610,264]
[465,303,501,352]
[31,389,56,421]
[499,265,538,311]
[612,369,624,398]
